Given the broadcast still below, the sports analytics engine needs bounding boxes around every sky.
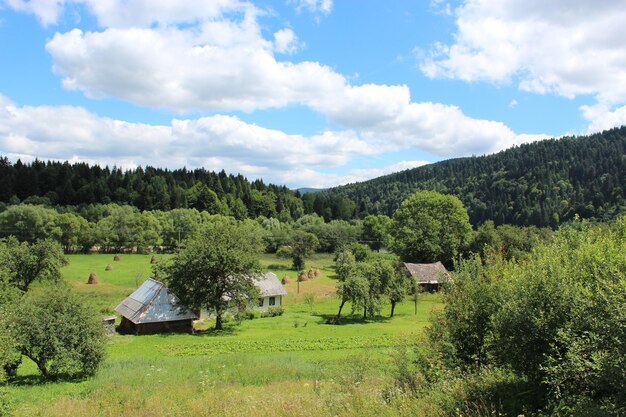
[1,0,626,188]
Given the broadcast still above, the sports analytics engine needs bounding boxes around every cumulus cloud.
[0,96,385,186]
[273,28,301,54]
[46,25,345,112]
[581,103,626,133]
[419,0,626,108]
[0,94,548,189]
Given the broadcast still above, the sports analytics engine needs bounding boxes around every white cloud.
[0,96,384,186]
[5,0,68,26]
[46,25,345,112]
[420,0,626,107]
[508,99,518,108]
[5,0,251,27]
[273,28,301,54]
[289,0,333,15]
[581,103,626,133]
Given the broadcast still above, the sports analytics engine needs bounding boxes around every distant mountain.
[323,127,626,227]
[296,187,326,195]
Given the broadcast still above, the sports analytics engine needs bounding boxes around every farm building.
[115,278,198,335]
[401,261,451,292]
[255,272,288,311]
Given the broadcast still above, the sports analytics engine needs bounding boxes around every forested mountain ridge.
[0,160,305,221]
[325,127,626,227]
[0,127,624,227]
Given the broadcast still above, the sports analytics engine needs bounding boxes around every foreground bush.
[392,217,626,416]
[15,284,106,380]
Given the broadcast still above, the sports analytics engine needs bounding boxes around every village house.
[401,261,451,292]
[115,278,198,335]
[255,272,288,311]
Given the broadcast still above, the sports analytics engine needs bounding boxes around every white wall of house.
[255,295,282,311]
[198,295,282,319]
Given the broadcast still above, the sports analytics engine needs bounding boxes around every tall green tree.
[289,230,319,271]
[392,190,472,266]
[0,237,67,292]
[162,218,263,330]
[361,214,392,251]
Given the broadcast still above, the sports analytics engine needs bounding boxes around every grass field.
[5,253,443,416]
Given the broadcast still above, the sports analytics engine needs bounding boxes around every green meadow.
[7,254,442,416]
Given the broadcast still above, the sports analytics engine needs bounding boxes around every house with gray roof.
[255,272,288,310]
[115,278,198,335]
[401,261,451,292]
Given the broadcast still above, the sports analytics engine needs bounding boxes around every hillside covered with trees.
[324,127,626,227]
[0,127,624,228]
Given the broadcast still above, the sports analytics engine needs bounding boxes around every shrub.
[349,242,371,262]
[275,245,293,259]
[15,284,106,380]
[262,306,285,317]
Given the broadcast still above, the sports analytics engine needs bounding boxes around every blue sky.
[1,0,625,188]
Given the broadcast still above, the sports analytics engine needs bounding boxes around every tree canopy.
[391,190,472,266]
[162,218,264,330]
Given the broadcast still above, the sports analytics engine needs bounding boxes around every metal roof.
[255,272,287,297]
[115,278,197,324]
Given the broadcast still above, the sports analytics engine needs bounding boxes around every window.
[269,296,276,306]
[259,298,264,307]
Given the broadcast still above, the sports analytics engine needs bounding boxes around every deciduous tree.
[162,218,263,330]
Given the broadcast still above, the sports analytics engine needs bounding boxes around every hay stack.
[87,272,99,285]
[307,269,315,280]
[150,255,158,264]
[105,264,113,271]
[281,275,291,285]
[313,269,321,278]
[297,271,308,282]
[113,255,120,261]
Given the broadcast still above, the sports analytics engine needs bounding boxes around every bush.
[0,389,12,416]
[349,242,371,262]
[262,306,285,317]
[235,309,260,323]
[15,284,106,380]
[275,245,293,259]
[394,217,626,415]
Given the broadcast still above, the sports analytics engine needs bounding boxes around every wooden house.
[401,261,451,292]
[115,278,197,335]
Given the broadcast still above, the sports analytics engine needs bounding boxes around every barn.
[401,261,451,292]
[255,272,288,311]
[115,278,198,335]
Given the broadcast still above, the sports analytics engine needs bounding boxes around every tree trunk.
[336,300,346,324]
[390,301,396,318]
[25,352,52,380]
[363,306,367,320]
[215,312,223,330]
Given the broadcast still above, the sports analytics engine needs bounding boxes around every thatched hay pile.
[297,271,308,282]
[313,269,321,278]
[281,275,291,284]
[105,264,113,271]
[113,255,120,261]
[307,269,315,280]
[87,272,99,285]
[150,255,158,264]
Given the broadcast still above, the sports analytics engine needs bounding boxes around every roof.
[115,278,198,324]
[254,272,287,297]
[402,262,451,284]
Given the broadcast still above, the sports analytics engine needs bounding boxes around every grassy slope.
[7,253,442,417]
